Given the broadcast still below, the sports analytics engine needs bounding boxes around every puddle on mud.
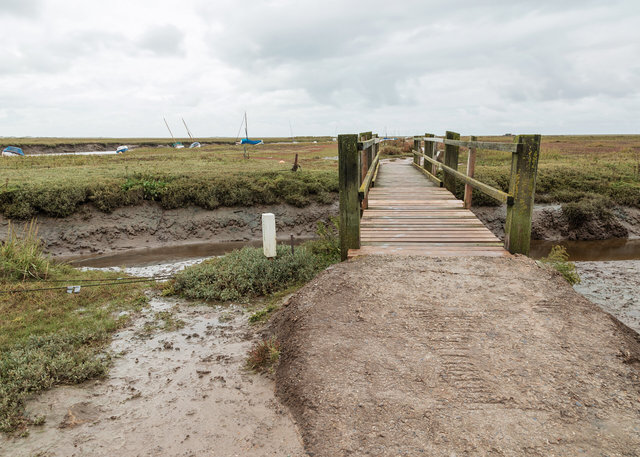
[2,276,304,456]
[66,238,311,269]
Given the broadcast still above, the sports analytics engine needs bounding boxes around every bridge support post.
[444,131,460,194]
[339,134,360,261]
[463,135,477,209]
[423,133,435,174]
[413,137,421,165]
[505,134,541,255]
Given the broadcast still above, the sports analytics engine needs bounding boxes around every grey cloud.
[0,0,41,17]
[138,24,186,56]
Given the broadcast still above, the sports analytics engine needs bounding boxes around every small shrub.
[538,245,580,285]
[306,217,340,263]
[246,338,280,372]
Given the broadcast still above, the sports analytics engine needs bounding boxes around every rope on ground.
[0,275,175,295]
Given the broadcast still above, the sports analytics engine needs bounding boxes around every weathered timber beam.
[505,134,541,256]
[339,134,360,261]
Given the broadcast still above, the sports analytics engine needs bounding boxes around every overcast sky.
[1,0,638,138]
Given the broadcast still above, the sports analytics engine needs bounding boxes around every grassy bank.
[0,223,148,434]
[0,142,338,219]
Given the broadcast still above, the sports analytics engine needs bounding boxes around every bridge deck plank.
[349,159,510,258]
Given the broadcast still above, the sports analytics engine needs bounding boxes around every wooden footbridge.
[338,132,541,260]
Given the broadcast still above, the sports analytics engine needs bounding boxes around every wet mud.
[574,260,640,335]
[1,269,304,456]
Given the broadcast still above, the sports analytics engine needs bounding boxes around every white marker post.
[262,213,277,258]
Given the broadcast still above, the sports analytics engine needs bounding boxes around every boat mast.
[243,112,248,159]
[182,117,194,141]
[164,117,176,143]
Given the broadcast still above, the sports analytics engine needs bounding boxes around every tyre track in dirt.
[271,255,640,456]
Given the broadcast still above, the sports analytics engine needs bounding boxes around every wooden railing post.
[423,133,435,174]
[463,135,477,209]
[505,134,541,255]
[413,137,421,165]
[443,131,460,194]
[339,134,360,261]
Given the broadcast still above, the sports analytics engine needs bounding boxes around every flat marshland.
[1,135,638,221]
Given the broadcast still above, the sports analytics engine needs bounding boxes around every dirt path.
[272,255,640,456]
[1,291,304,457]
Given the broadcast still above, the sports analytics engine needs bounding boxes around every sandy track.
[272,255,640,456]
[2,293,304,457]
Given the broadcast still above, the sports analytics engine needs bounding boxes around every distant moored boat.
[2,146,24,157]
[189,142,201,148]
[116,145,129,154]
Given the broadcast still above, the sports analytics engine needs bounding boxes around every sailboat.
[236,112,263,146]
[164,117,184,149]
[235,112,263,159]
[182,117,201,148]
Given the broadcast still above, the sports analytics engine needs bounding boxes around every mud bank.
[473,204,640,241]
[1,289,305,457]
[0,202,338,258]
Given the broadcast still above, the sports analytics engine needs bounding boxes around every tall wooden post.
[413,137,421,165]
[423,133,435,174]
[505,134,541,255]
[443,131,460,194]
[463,135,477,209]
[339,134,360,261]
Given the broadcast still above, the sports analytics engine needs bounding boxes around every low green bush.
[172,243,335,302]
[561,195,613,229]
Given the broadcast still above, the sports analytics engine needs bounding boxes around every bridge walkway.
[348,159,509,258]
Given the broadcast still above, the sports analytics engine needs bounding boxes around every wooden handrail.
[358,145,381,201]
[414,151,512,205]
[357,138,380,150]
[419,136,518,152]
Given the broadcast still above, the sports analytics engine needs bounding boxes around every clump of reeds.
[0,220,52,281]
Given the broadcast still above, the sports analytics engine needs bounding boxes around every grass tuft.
[246,337,280,373]
[1,220,53,281]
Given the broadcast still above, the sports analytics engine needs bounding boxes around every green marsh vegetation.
[0,222,148,434]
[0,142,339,219]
